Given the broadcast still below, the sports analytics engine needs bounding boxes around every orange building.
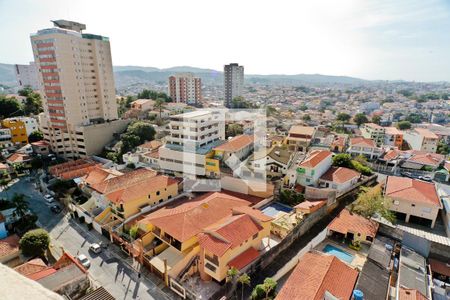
[2,119,27,144]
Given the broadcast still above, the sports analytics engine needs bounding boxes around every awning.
[149,247,185,273]
[228,247,259,270]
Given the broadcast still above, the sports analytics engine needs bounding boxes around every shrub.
[20,228,50,257]
[351,160,372,176]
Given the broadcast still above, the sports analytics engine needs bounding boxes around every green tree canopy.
[251,278,277,300]
[437,141,449,155]
[28,131,44,143]
[354,113,368,126]
[137,89,172,102]
[336,112,351,123]
[0,96,23,118]
[302,114,311,122]
[371,115,381,125]
[332,153,352,168]
[126,121,156,144]
[20,228,50,257]
[12,193,29,219]
[352,185,395,223]
[397,120,412,130]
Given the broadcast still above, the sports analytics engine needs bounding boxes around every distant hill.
[0,62,373,89]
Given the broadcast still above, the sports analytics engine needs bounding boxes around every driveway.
[1,177,175,300]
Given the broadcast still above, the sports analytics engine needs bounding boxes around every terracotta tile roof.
[7,153,31,164]
[298,150,332,168]
[276,252,359,300]
[331,136,346,147]
[288,125,315,136]
[14,258,47,276]
[385,127,403,135]
[227,247,260,270]
[350,137,376,148]
[231,206,273,222]
[385,176,441,207]
[320,167,360,184]
[294,199,327,211]
[407,152,444,167]
[30,140,50,146]
[27,268,57,281]
[140,192,251,242]
[53,252,88,273]
[139,140,162,150]
[91,168,157,194]
[429,258,450,277]
[414,128,438,139]
[383,149,403,161]
[327,209,379,237]
[0,234,20,258]
[0,163,9,170]
[105,175,178,204]
[49,159,98,180]
[83,166,122,186]
[398,288,428,300]
[364,122,383,129]
[213,135,253,152]
[143,151,159,159]
[198,214,263,257]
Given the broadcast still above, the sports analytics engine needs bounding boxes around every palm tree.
[237,273,251,300]
[154,98,166,119]
[11,193,28,219]
[227,267,239,298]
[261,278,277,300]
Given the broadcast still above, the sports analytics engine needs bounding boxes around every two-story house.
[296,150,332,186]
[284,125,315,152]
[361,123,385,146]
[347,137,383,160]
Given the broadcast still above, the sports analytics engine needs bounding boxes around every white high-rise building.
[15,63,40,90]
[224,63,244,108]
[31,20,128,159]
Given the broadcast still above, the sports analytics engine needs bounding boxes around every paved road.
[0,177,175,300]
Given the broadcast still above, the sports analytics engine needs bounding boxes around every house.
[247,145,294,179]
[14,258,48,276]
[404,128,439,153]
[198,207,272,282]
[327,209,379,244]
[385,176,442,228]
[6,153,32,169]
[276,251,359,300]
[0,163,12,182]
[296,150,332,186]
[318,167,360,195]
[401,151,444,170]
[0,234,21,267]
[397,247,430,300]
[294,199,327,215]
[136,192,261,283]
[347,137,383,160]
[284,125,315,152]
[2,119,28,144]
[131,99,154,111]
[122,140,162,167]
[384,126,403,148]
[361,123,385,146]
[49,159,98,180]
[31,141,50,156]
[212,135,254,169]
[330,135,347,153]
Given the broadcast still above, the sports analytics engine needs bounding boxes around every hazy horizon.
[1,0,449,82]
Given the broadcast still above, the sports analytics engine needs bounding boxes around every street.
[0,177,175,300]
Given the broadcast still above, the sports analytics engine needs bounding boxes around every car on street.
[44,194,54,204]
[77,254,91,268]
[419,175,433,182]
[50,205,61,213]
[89,243,102,254]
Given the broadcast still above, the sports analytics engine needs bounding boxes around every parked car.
[50,205,61,213]
[77,254,91,268]
[419,175,433,182]
[45,197,54,204]
[89,243,102,254]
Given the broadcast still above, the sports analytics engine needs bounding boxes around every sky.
[1,0,449,82]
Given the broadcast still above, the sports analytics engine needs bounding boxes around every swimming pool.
[261,202,293,217]
[323,244,354,263]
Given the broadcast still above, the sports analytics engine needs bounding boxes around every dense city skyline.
[1,0,450,82]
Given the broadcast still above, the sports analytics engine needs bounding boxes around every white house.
[296,150,333,186]
[318,167,360,196]
[403,128,439,153]
[347,137,383,160]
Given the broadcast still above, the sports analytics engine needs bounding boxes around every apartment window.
[156,191,160,196]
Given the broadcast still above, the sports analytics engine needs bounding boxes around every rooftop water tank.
[353,290,364,300]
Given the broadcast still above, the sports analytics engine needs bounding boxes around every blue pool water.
[261,202,293,217]
[323,244,354,263]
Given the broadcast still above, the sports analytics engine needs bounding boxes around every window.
[253,233,258,239]
[156,191,160,196]
[411,204,416,207]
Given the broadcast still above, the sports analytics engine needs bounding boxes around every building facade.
[3,117,38,137]
[224,63,244,108]
[15,63,40,90]
[168,73,201,105]
[403,128,439,153]
[1,119,28,144]
[31,20,126,158]
[361,123,385,146]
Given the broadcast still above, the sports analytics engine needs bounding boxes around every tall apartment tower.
[224,63,244,108]
[168,73,202,105]
[15,62,40,90]
[31,20,128,159]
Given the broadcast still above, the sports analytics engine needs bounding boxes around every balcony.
[205,254,219,266]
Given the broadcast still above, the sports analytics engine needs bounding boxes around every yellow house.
[136,192,256,283]
[2,119,27,144]
[105,175,179,220]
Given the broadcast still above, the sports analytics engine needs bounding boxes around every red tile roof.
[350,137,376,148]
[91,168,157,194]
[331,136,346,148]
[7,153,31,164]
[294,199,327,211]
[320,167,360,184]
[49,159,98,180]
[398,288,428,300]
[213,135,253,152]
[106,175,178,204]
[231,206,273,222]
[30,140,50,147]
[0,163,9,170]
[0,234,20,258]
[385,126,403,135]
[140,192,251,242]
[198,214,262,257]
[385,176,441,207]
[299,150,332,168]
[27,267,57,281]
[407,152,444,167]
[53,252,88,273]
[14,258,47,276]
[276,252,359,300]
[327,209,379,237]
[139,140,162,150]
[429,258,450,277]
[414,128,438,139]
[83,166,122,186]
[383,149,403,161]
[228,247,260,270]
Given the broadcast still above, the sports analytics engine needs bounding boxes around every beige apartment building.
[168,73,202,105]
[31,20,127,158]
[361,123,385,146]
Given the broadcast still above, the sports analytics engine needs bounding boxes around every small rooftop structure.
[52,20,86,32]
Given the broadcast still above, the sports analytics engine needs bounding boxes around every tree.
[397,121,412,130]
[279,189,304,206]
[352,185,395,223]
[11,194,28,219]
[332,153,352,168]
[405,113,422,123]
[137,89,171,102]
[371,115,381,125]
[337,113,351,123]
[120,133,141,154]
[226,123,243,138]
[302,114,311,122]
[232,96,253,109]
[19,228,50,257]
[227,267,239,298]
[237,273,251,300]
[28,131,44,143]
[251,278,277,300]
[129,225,139,240]
[19,87,43,115]
[126,121,156,144]
[154,98,166,119]
[437,141,449,155]
[299,104,308,111]
[354,113,368,126]
[0,96,23,118]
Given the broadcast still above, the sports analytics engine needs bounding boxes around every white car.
[89,243,102,254]
[77,254,91,268]
[44,197,54,204]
